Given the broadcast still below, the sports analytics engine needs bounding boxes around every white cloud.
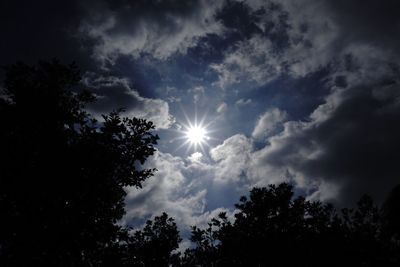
[211,35,286,88]
[122,150,239,235]
[210,134,253,183]
[188,152,203,162]
[124,151,201,227]
[252,108,287,140]
[212,0,400,89]
[235,98,252,107]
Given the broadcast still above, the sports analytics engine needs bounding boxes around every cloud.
[128,76,400,214]
[252,108,287,140]
[248,81,400,205]
[206,0,400,205]
[122,149,242,238]
[210,134,253,183]
[211,0,400,89]
[206,77,400,207]
[80,0,226,64]
[188,86,206,104]
[211,35,287,88]
[235,98,252,107]
[277,0,400,82]
[83,73,174,129]
[123,151,202,227]
[188,152,203,162]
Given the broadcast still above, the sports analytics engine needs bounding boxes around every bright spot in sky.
[170,110,215,154]
[186,126,206,145]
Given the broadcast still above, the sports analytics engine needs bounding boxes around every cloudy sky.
[2,0,400,235]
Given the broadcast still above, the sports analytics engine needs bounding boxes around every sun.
[171,121,212,154]
[186,125,206,145]
[169,109,217,155]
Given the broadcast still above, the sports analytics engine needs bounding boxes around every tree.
[382,185,400,240]
[179,217,223,266]
[126,212,181,267]
[381,185,400,263]
[0,61,158,266]
[182,183,400,267]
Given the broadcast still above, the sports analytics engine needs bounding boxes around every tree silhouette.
[125,212,181,267]
[381,185,400,263]
[382,185,400,239]
[0,61,158,266]
[181,183,400,267]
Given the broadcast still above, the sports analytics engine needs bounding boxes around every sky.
[2,0,400,238]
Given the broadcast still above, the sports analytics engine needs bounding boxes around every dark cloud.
[306,82,400,204]
[327,0,400,49]
[80,0,226,64]
[249,81,400,205]
[83,73,174,129]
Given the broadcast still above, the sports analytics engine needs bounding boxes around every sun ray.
[169,106,216,155]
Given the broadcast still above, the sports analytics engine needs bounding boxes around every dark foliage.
[125,212,181,267]
[178,183,400,267]
[0,61,162,266]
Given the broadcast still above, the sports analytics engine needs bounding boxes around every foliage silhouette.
[0,61,159,266]
[178,183,400,267]
[382,185,400,239]
[126,212,181,266]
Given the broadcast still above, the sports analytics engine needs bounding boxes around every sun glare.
[186,126,206,145]
[170,109,217,155]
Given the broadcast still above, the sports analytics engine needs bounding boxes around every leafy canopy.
[0,60,159,266]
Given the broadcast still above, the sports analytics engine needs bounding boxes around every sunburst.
[170,108,217,155]
[185,125,207,145]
